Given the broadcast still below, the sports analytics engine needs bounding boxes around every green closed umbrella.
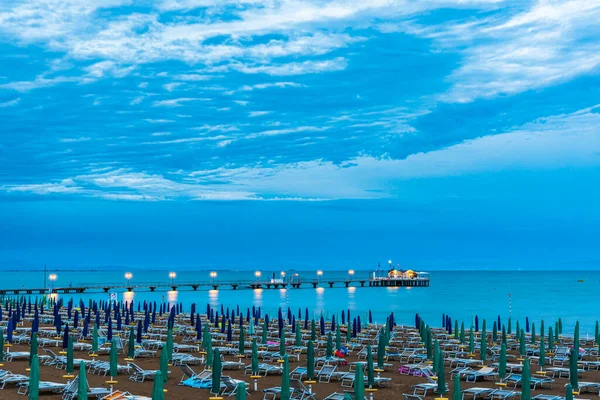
[460,322,465,344]
[202,324,211,350]
[279,330,286,359]
[492,321,498,342]
[426,329,433,359]
[166,328,173,361]
[152,371,165,400]
[109,339,118,378]
[0,329,4,360]
[454,320,459,340]
[262,320,268,344]
[211,348,222,395]
[519,330,526,357]
[498,343,507,380]
[159,345,169,384]
[310,320,316,341]
[531,323,536,344]
[127,326,135,359]
[66,336,74,375]
[91,324,99,354]
[433,339,440,373]
[346,323,352,344]
[280,355,290,400]
[502,325,507,345]
[539,338,546,371]
[335,325,342,350]
[206,334,213,367]
[437,351,447,395]
[307,340,315,380]
[565,383,574,400]
[296,322,302,347]
[354,361,365,400]
[508,318,512,335]
[377,331,385,369]
[366,345,374,388]
[480,328,487,362]
[569,347,579,390]
[522,358,531,400]
[78,362,88,400]
[251,339,259,375]
[29,333,38,366]
[469,327,475,354]
[540,320,545,342]
[326,332,333,358]
[29,354,40,400]
[548,326,554,351]
[452,374,461,400]
[574,321,580,351]
[239,326,245,355]
[236,382,247,400]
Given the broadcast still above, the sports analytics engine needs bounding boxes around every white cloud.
[235,58,347,76]
[246,125,329,139]
[143,118,175,123]
[233,100,249,106]
[0,98,20,107]
[152,97,211,107]
[163,82,183,92]
[240,81,303,91]
[59,137,91,143]
[249,110,271,117]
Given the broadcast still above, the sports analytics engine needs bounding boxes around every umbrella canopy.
[166,328,173,361]
[469,327,475,354]
[262,320,268,344]
[295,322,302,347]
[0,328,4,360]
[280,355,290,400]
[29,333,38,367]
[29,354,40,400]
[239,326,245,355]
[498,343,507,380]
[251,339,259,375]
[66,336,74,375]
[310,320,316,341]
[437,351,447,395]
[452,374,461,400]
[205,335,213,367]
[127,326,135,359]
[307,340,315,380]
[152,371,165,400]
[109,339,118,378]
[211,349,222,395]
[159,346,169,384]
[326,332,333,358]
[539,339,546,370]
[377,331,385,369]
[91,324,99,354]
[335,325,341,350]
[236,382,247,400]
[78,362,88,400]
[354,361,365,400]
[522,358,531,400]
[366,345,374,388]
[480,328,487,361]
[519,330,526,356]
[569,347,579,390]
[279,330,286,358]
[565,383,574,400]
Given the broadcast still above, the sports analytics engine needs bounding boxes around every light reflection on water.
[167,290,178,307]
[347,286,356,312]
[315,287,325,316]
[208,290,219,308]
[252,289,263,309]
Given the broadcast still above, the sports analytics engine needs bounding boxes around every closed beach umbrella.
[29,354,40,400]
[377,331,385,369]
[91,324,98,354]
[279,330,286,358]
[367,345,374,388]
[236,382,247,400]
[248,318,255,335]
[531,323,536,344]
[262,320,268,344]
[66,336,74,375]
[499,343,507,380]
[202,324,210,350]
[109,339,118,378]
[251,339,259,375]
[565,383,574,400]
[548,326,554,350]
[62,324,69,349]
[336,325,342,350]
[29,333,38,367]
[166,328,173,361]
[522,358,531,400]
[346,323,352,343]
[569,347,579,390]
[326,332,333,357]
[539,339,546,370]
[307,340,315,380]
[354,362,365,400]
[205,336,213,367]
[152,371,165,400]
[296,322,302,347]
[310,320,316,341]
[78,362,88,400]
[0,329,4,360]
[460,322,465,344]
[452,374,461,400]
[469,327,474,354]
[437,352,447,395]
[159,346,169,384]
[519,330,526,356]
[211,349,222,395]
[480,329,487,361]
[127,326,135,359]
[239,326,245,355]
[280,355,290,400]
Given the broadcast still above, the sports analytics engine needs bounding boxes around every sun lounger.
[317,365,346,383]
[290,366,307,380]
[128,362,160,382]
[178,364,211,385]
[488,389,519,399]
[221,376,249,397]
[462,367,499,382]
[578,382,600,394]
[62,375,110,400]
[0,372,29,389]
[462,387,494,400]
[101,390,152,400]
[16,380,66,395]
[244,363,282,376]
[4,351,30,362]
[503,373,554,389]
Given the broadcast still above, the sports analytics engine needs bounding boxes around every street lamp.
[317,270,323,282]
[255,271,261,282]
[348,269,355,280]
[49,273,57,291]
[169,271,176,285]
[210,271,217,284]
[280,271,286,281]
[125,272,132,285]
[388,260,392,269]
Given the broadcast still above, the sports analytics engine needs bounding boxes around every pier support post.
[213,285,219,290]
[312,282,318,288]
[328,282,334,288]
[149,287,156,292]
[126,287,133,292]
[232,285,237,290]
[171,286,177,291]
[192,285,199,291]
[344,281,350,288]
[359,281,365,287]
[103,287,110,293]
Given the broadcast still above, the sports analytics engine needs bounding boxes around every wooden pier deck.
[0,276,429,295]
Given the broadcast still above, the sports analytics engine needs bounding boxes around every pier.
[0,275,429,295]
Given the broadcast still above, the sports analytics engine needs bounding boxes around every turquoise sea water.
[2,269,597,334]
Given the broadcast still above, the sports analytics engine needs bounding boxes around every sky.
[0,0,599,270]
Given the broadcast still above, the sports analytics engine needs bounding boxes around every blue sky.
[0,0,599,269]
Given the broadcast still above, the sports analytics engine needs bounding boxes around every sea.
[1,269,598,335]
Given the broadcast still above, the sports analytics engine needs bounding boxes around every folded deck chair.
[461,387,494,400]
[128,362,159,382]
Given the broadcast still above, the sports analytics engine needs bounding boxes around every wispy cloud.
[152,97,211,107]
[249,110,271,117]
[0,97,20,107]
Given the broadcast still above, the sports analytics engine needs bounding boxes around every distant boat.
[577,279,584,282]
